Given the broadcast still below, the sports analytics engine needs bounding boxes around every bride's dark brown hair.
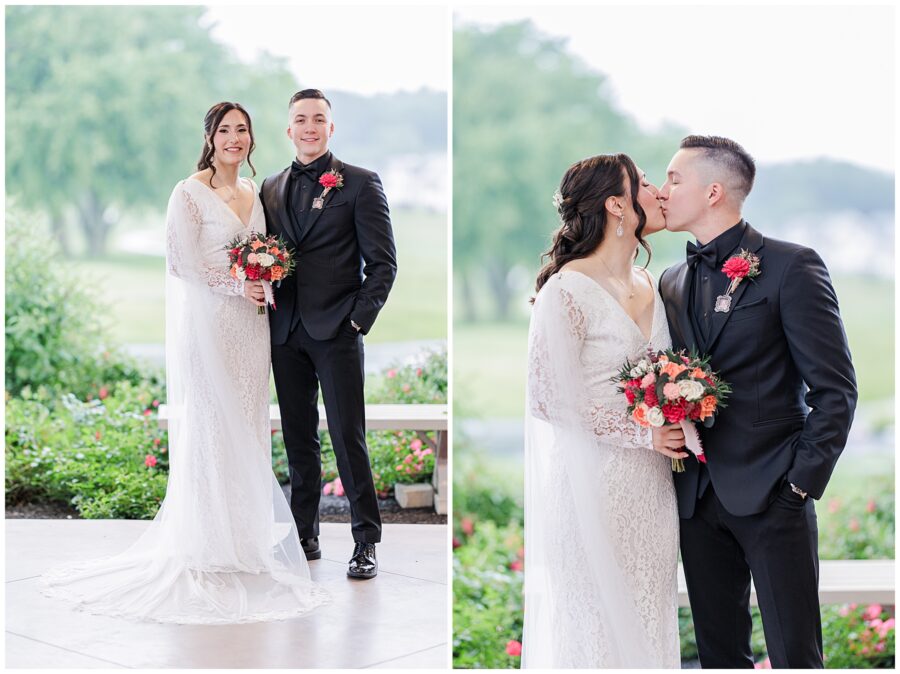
[197,102,257,185]
[533,153,651,298]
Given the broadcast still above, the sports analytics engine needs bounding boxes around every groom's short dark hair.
[680,135,756,204]
[289,89,332,110]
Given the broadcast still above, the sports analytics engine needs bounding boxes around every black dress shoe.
[300,537,321,561]
[347,542,377,579]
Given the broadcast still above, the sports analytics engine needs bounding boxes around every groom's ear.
[707,182,726,207]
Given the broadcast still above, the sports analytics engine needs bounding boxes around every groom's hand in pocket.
[244,280,266,306]
[651,424,689,460]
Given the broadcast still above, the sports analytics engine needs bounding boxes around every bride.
[523,154,684,667]
[40,102,329,624]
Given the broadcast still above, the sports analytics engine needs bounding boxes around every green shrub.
[6,381,168,519]
[4,208,151,399]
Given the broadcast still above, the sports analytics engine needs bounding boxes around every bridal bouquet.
[225,232,295,315]
[613,349,732,472]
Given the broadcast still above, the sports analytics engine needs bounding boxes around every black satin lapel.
[274,169,300,245]
[298,156,344,245]
[673,263,700,353]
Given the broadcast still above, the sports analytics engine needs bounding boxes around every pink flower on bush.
[864,604,883,620]
[849,518,860,532]
[98,386,109,400]
[410,439,423,452]
[153,438,161,446]
[422,448,433,456]
[323,482,333,495]
[396,464,403,471]
[461,517,474,536]
[402,384,411,393]
[95,430,102,440]
[866,499,877,514]
[839,605,850,617]
[387,369,397,379]
[828,498,841,514]
[145,455,157,468]
[509,560,523,572]
[506,640,522,657]
[416,462,424,471]
[754,657,771,669]
[452,537,461,549]
[332,477,344,497]
[416,368,423,377]
[160,446,167,454]
[143,409,152,417]
[404,455,413,464]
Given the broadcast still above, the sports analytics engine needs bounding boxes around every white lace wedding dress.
[40,178,330,624]
[523,269,680,668]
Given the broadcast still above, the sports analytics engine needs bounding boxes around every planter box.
[395,482,434,509]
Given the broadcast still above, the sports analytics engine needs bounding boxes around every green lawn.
[454,275,893,420]
[70,207,447,344]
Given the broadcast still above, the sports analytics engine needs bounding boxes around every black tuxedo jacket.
[659,223,857,518]
[260,154,397,343]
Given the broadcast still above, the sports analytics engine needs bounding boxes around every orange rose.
[691,368,706,379]
[632,405,649,427]
[270,266,285,281]
[271,247,281,255]
[229,264,238,279]
[250,240,264,250]
[699,395,717,419]
[661,362,688,379]
[658,354,669,363]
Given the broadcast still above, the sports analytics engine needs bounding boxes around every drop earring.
[616,214,624,237]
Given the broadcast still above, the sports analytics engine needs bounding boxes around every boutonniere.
[715,249,761,313]
[312,169,344,209]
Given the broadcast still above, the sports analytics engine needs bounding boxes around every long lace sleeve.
[527,279,651,450]
[165,183,245,297]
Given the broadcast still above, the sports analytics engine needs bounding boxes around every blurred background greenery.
[452,18,894,669]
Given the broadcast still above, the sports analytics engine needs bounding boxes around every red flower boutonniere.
[715,249,761,313]
[313,169,344,209]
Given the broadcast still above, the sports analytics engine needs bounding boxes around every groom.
[261,89,397,579]
[653,136,857,667]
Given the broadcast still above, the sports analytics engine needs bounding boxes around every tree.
[453,21,682,320]
[6,6,233,255]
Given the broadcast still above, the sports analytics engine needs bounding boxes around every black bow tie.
[291,160,318,181]
[686,241,718,269]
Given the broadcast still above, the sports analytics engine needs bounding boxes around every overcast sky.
[454,4,895,173]
[203,5,449,94]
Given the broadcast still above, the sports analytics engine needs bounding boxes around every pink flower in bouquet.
[506,640,522,657]
[624,388,636,405]
[145,455,157,468]
[641,372,656,387]
[247,253,259,264]
[663,382,681,400]
[864,604,883,620]
[644,386,659,408]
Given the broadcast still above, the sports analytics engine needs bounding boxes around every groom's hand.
[243,280,266,306]
[651,425,689,460]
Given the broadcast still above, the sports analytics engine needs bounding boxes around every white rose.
[256,253,275,267]
[678,379,706,402]
[236,267,247,281]
[646,407,666,427]
[629,366,643,378]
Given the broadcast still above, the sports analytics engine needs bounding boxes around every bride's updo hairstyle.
[534,153,650,297]
[197,102,257,184]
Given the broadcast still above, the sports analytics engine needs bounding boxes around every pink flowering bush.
[820,603,895,668]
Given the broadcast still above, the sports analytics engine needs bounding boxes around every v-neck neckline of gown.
[187,177,257,230]
[559,269,657,344]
